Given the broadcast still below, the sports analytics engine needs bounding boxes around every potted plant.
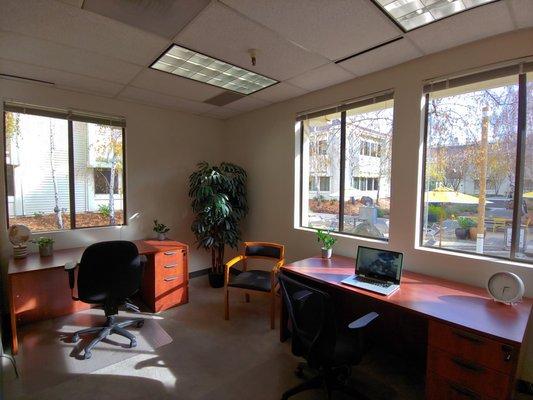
[32,237,54,257]
[316,229,337,259]
[153,220,170,241]
[455,216,475,240]
[189,162,248,288]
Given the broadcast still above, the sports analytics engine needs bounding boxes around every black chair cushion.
[245,245,281,259]
[228,270,272,292]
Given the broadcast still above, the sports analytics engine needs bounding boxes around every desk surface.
[8,240,187,275]
[282,255,533,345]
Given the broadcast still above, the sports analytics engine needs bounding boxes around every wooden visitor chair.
[224,242,285,329]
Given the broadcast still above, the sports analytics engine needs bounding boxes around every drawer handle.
[502,345,514,362]
[164,264,178,269]
[453,330,484,345]
[449,383,479,399]
[164,276,180,282]
[164,251,177,256]
[452,357,485,373]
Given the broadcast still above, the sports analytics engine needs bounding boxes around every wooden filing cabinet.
[140,241,189,312]
[427,320,518,400]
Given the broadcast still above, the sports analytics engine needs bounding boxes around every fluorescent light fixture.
[150,44,278,95]
[374,0,498,31]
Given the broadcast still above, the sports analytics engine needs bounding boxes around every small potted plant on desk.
[32,237,55,257]
[153,220,170,241]
[316,229,337,259]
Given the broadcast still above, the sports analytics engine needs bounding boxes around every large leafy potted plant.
[189,162,247,288]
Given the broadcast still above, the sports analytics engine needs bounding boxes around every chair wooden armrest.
[224,255,246,285]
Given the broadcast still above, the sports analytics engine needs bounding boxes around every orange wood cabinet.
[140,242,189,312]
[427,321,517,400]
[8,239,189,354]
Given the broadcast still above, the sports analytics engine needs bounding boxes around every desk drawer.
[428,347,510,400]
[427,372,494,400]
[155,249,185,278]
[429,321,516,374]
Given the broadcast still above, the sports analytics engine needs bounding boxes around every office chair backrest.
[279,273,336,368]
[244,242,284,261]
[78,241,143,303]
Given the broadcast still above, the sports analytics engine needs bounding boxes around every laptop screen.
[355,246,403,284]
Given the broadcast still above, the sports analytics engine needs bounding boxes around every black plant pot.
[455,228,468,240]
[208,271,225,288]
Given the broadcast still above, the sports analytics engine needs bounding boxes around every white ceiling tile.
[202,107,243,120]
[221,0,401,61]
[287,63,355,91]
[83,0,210,39]
[406,2,515,54]
[1,0,169,66]
[174,2,329,81]
[339,39,423,76]
[508,0,533,28]
[0,58,124,97]
[0,32,142,85]
[129,69,226,102]
[225,96,271,112]
[251,82,307,103]
[118,86,216,114]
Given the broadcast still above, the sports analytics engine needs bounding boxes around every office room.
[1,0,533,399]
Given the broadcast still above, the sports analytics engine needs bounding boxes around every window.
[299,93,393,240]
[4,103,126,232]
[421,65,533,263]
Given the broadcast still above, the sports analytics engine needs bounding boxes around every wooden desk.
[281,255,533,400]
[8,239,189,354]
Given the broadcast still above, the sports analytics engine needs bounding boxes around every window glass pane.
[517,73,533,260]
[301,112,341,231]
[343,100,393,239]
[5,112,71,231]
[73,121,124,228]
[421,76,519,259]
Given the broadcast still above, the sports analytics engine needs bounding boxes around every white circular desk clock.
[487,271,525,305]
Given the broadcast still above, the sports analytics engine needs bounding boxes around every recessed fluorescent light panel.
[375,0,497,31]
[151,45,278,95]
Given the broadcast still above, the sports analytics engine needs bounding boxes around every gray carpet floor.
[2,276,427,400]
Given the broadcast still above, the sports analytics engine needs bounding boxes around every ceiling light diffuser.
[150,45,277,95]
[374,0,497,31]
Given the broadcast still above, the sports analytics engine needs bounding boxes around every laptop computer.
[341,246,403,296]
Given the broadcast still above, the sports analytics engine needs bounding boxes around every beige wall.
[224,28,533,379]
[0,78,225,272]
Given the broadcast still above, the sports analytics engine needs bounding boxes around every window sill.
[294,226,389,244]
[415,244,533,269]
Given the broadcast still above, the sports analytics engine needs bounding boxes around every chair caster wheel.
[130,338,137,348]
[71,334,79,343]
[136,321,144,328]
[83,351,92,360]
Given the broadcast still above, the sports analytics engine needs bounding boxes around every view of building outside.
[300,100,393,240]
[421,74,533,260]
[4,111,124,232]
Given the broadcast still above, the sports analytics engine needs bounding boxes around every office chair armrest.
[64,261,79,299]
[348,311,379,330]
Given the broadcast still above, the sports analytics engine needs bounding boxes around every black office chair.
[65,241,146,360]
[279,273,379,400]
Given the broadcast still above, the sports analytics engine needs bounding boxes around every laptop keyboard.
[357,276,391,288]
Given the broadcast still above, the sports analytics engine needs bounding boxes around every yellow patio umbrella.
[425,187,490,247]
[523,192,533,199]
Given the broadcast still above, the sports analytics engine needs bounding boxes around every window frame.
[2,104,127,232]
[419,70,531,264]
[297,91,394,241]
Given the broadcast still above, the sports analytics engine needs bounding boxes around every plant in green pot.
[316,229,337,259]
[32,237,54,257]
[189,162,247,288]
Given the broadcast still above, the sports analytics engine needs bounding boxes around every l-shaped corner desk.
[280,255,533,400]
[7,239,189,355]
